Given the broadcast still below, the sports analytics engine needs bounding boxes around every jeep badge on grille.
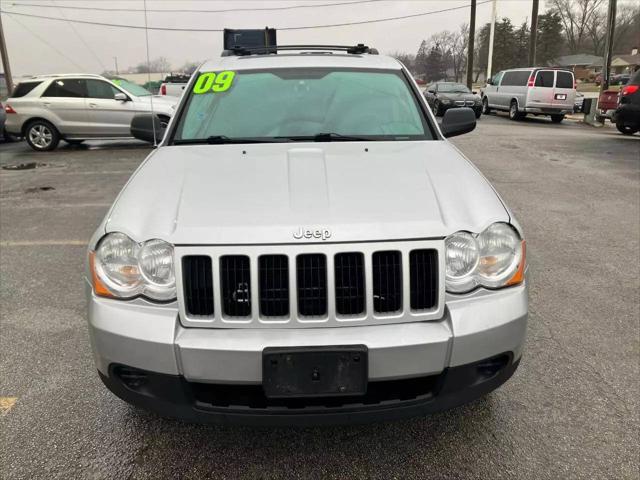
[293,227,332,241]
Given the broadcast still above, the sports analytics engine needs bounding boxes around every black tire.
[65,139,85,145]
[434,101,444,117]
[616,123,639,135]
[474,109,482,119]
[25,120,60,152]
[482,97,491,114]
[508,101,524,121]
[550,114,565,123]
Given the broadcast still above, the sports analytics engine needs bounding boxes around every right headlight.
[90,233,176,302]
[445,223,525,293]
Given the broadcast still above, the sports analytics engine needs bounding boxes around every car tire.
[65,139,85,145]
[616,123,639,135]
[434,101,444,117]
[482,97,491,114]
[509,101,524,121]
[550,114,565,124]
[474,109,482,119]
[25,120,60,152]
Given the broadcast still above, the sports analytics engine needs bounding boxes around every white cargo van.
[481,68,576,123]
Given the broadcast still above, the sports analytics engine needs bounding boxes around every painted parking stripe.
[0,240,87,247]
[0,397,17,415]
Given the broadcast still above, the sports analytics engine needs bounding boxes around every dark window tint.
[42,79,86,98]
[556,71,574,88]
[86,79,119,99]
[501,71,531,86]
[535,70,554,88]
[12,82,42,98]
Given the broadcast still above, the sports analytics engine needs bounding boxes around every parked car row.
[423,82,482,119]
[3,74,177,151]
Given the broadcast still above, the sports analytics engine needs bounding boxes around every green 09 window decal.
[192,71,236,94]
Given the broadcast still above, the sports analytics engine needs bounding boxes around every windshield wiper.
[173,135,289,145]
[276,133,372,142]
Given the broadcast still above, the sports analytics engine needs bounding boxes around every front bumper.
[88,283,528,424]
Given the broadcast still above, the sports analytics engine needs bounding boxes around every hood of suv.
[106,142,509,244]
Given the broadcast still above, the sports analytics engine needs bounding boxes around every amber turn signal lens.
[89,251,114,298]
[505,240,526,286]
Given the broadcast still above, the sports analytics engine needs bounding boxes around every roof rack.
[222,44,378,57]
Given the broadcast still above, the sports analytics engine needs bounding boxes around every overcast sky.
[3,0,549,76]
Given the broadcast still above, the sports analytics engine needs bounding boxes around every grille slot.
[182,255,214,316]
[372,251,402,313]
[334,252,365,315]
[409,249,438,310]
[220,255,251,317]
[259,255,290,317]
[296,254,327,317]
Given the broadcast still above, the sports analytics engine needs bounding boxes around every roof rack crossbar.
[228,44,374,56]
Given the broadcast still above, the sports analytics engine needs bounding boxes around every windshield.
[172,68,432,143]
[438,83,470,93]
[112,79,152,97]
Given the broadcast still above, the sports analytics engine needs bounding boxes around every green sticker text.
[193,71,236,94]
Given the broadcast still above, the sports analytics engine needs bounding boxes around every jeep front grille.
[177,240,444,328]
[259,255,289,317]
[182,255,214,316]
[334,252,365,315]
[220,255,251,317]
[296,254,328,317]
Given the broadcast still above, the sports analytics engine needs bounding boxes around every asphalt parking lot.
[1,114,638,479]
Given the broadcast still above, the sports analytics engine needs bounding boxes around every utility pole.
[113,57,119,75]
[600,0,617,92]
[466,0,476,89]
[486,0,497,81]
[528,0,539,66]
[0,12,14,93]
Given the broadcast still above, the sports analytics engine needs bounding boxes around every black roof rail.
[222,44,377,56]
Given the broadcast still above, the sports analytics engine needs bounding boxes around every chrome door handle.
[42,102,51,107]
[89,102,98,107]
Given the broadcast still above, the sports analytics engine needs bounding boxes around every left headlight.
[90,233,176,301]
[445,223,525,293]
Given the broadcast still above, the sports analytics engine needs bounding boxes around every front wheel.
[616,123,639,135]
[25,120,60,152]
[474,108,482,119]
[550,114,565,123]
[482,97,491,114]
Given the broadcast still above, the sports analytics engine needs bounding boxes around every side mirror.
[114,92,128,101]
[130,114,166,144]
[441,108,476,138]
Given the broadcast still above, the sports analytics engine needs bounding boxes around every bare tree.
[389,51,416,72]
[549,0,604,53]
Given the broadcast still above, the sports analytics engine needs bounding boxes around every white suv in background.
[481,68,576,123]
[4,74,176,151]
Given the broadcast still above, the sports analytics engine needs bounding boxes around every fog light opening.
[114,366,148,390]
[476,354,510,379]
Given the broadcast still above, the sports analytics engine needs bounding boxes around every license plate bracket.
[262,345,368,398]
[555,93,567,100]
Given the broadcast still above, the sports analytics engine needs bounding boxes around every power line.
[5,13,84,70]
[8,0,383,13]
[52,0,106,71]
[0,2,491,33]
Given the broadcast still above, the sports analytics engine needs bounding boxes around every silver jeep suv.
[4,74,175,151]
[86,45,528,425]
